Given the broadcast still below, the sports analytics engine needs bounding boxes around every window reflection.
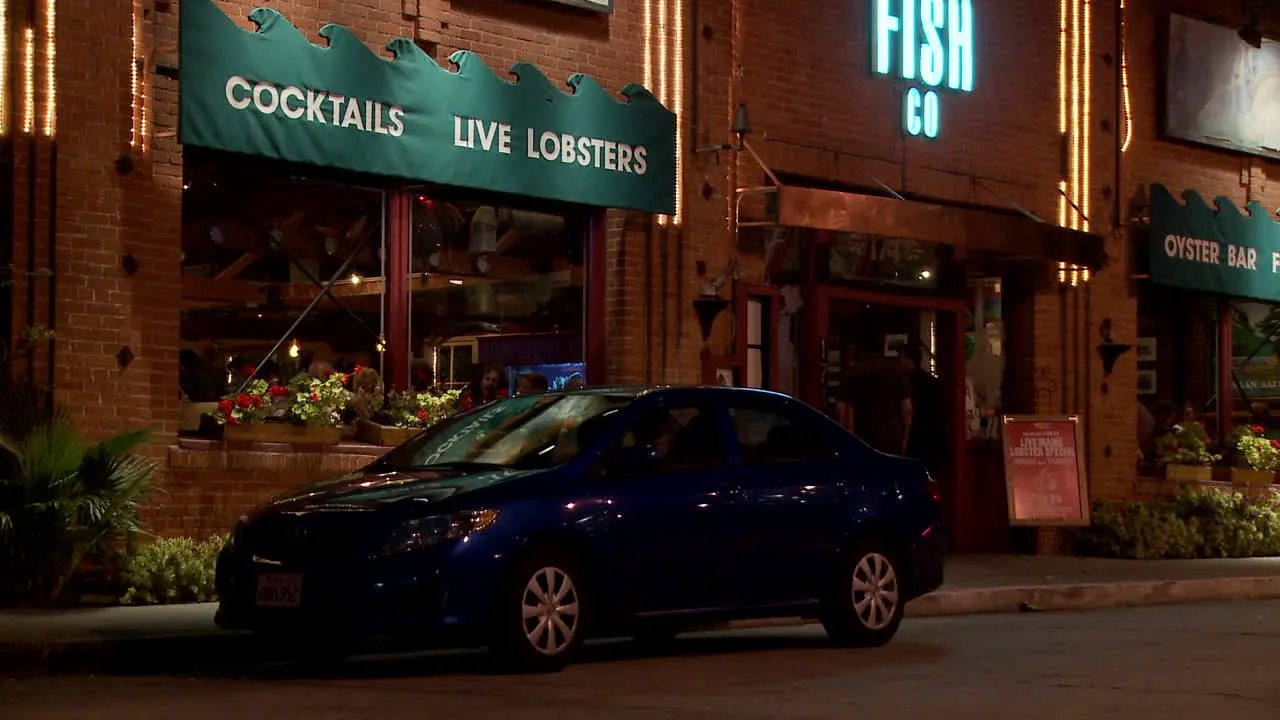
[178,153,385,433]
[964,277,1003,439]
[408,195,585,398]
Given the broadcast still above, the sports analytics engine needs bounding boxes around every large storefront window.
[406,194,585,396]
[1135,284,1219,453]
[178,153,387,431]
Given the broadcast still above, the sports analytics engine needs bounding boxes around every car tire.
[821,538,905,648]
[490,546,589,673]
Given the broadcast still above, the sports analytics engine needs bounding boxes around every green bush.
[1075,487,1280,559]
[0,371,157,606]
[119,535,226,605]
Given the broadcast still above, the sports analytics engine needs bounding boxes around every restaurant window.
[178,152,387,433]
[964,276,1004,440]
[406,194,586,398]
[1136,284,1219,447]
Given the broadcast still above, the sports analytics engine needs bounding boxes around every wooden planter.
[1229,468,1277,486]
[223,422,342,446]
[356,419,420,447]
[1165,464,1213,484]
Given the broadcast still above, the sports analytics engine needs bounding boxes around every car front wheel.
[821,539,905,648]
[491,547,588,672]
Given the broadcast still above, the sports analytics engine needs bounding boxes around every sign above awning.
[1148,183,1280,302]
[178,0,675,214]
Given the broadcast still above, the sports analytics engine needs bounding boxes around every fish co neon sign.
[871,0,975,139]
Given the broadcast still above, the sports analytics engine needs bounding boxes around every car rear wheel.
[821,539,905,648]
[491,547,588,673]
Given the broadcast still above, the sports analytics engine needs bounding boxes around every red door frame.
[802,280,971,551]
[699,282,781,388]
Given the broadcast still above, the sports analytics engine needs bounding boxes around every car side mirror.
[594,444,660,481]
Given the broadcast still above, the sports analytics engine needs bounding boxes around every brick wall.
[25,0,1239,538]
[160,442,383,537]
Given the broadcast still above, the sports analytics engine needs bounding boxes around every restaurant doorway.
[805,284,969,550]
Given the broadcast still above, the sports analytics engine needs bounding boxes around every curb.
[4,576,1280,676]
[906,574,1280,617]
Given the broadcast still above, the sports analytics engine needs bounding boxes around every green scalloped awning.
[1149,183,1280,302]
[178,0,676,214]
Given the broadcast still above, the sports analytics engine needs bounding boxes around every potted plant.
[359,389,462,446]
[1224,424,1279,486]
[277,370,352,445]
[212,378,282,430]
[1154,420,1220,484]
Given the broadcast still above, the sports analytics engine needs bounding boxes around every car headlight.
[384,509,501,554]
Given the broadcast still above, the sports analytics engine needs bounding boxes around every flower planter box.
[356,419,420,447]
[224,422,341,446]
[1165,464,1213,484]
[1229,468,1276,486]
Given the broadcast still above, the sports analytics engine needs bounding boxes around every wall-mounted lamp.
[1096,318,1131,376]
[288,339,300,358]
[695,103,752,153]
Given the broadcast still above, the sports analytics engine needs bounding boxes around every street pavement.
[1,600,1277,719]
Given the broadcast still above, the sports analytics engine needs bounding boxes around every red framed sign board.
[1000,415,1090,527]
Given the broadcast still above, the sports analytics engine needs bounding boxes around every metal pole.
[235,223,377,394]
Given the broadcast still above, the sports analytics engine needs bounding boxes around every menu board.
[1000,415,1090,526]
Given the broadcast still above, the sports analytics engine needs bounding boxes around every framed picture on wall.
[884,334,908,357]
[1137,369,1157,395]
[540,0,613,12]
[1137,337,1157,362]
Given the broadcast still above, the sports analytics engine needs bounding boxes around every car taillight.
[924,474,942,502]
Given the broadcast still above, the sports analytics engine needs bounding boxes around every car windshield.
[375,393,634,471]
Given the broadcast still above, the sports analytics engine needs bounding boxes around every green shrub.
[119,535,226,605]
[0,371,158,606]
[1075,488,1280,559]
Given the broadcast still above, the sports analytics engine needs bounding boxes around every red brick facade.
[5,0,1260,538]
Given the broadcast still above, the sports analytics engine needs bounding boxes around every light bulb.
[288,341,300,358]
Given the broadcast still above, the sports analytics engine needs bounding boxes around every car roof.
[538,385,794,402]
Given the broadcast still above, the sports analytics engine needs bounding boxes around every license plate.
[255,574,302,608]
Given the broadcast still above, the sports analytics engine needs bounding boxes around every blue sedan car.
[215,386,945,672]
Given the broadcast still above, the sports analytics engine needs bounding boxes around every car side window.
[621,405,727,473]
[728,405,835,464]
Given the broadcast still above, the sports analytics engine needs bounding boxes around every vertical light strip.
[1119,0,1133,153]
[642,0,652,96]
[1057,0,1068,226]
[656,0,668,226]
[1069,0,1081,231]
[42,0,54,137]
[673,0,684,225]
[130,0,138,147]
[0,0,8,135]
[1081,0,1091,232]
[22,26,33,134]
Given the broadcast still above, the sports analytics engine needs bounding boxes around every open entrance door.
[801,284,970,552]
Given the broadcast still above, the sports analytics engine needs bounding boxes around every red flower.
[462,395,475,410]
[341,373,351,386]
[251,395,263,408]
[417,409,428,422]
[217,399,233,415]
[354,364,365,374]
[1253,425,1266,433]
[269,384,289,397]
[310,392,319,402]
[227,415,240,425]
[1271,439,1279,449]
[240,365,256,376]
[234,394,251,409]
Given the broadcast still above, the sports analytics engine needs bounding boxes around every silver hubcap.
[521,566,580,656]
[852,552,899,631]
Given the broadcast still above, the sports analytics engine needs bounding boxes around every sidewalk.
[3,555,1280,675]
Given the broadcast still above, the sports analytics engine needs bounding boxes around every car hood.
[260,465,540,513]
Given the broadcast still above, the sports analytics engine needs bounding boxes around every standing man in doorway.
[901,342,945,473]
[838,335,912,456]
